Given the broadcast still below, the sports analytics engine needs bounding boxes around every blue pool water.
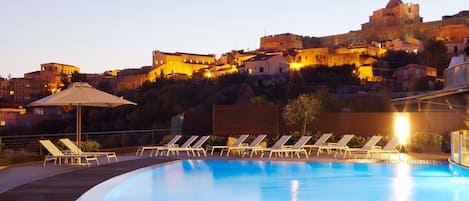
[79,160,469,201]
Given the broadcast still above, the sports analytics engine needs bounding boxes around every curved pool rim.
[76,160,181,201]
[448,159,469,176]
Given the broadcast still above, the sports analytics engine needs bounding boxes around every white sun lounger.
[59,138,118,163]
[265,136,312,158]
[207,134,249,156]
[340,136,382,158]
[166,136,211,156]
[366,138,400,159]
[227,134,266,157]
[254,135,291,158]
[316,134,354,157]
[164,135,199,156]
[136,135,182,156]
[303,133,333,155]
[39,140,99,167]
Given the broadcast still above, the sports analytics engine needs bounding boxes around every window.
[279,68,283,73]
[454,46,458,54]
[259,67,264,73]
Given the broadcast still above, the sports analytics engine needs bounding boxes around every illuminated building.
[241,54,289,75]
[24,62,80,93]
[152,50,216,77]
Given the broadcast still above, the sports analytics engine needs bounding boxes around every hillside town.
[1,0,469,128]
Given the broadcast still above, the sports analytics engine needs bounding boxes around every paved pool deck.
[0,152,450,201]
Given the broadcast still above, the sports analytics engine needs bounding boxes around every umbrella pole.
[77,104,82,148]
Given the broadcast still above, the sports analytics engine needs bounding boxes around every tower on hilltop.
[362,0,422,30]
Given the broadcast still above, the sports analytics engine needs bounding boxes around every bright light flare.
[290,63,302,71]
[394,113,410,145]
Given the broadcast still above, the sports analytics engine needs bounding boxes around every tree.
[382,50,419,69]
[282,93,322,135]
[422,38,449,74]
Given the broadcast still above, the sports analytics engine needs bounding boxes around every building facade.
[152,50,216,77]
[24,63,80,93]
[241,54,289,76]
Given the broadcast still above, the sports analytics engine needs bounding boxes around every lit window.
[0,120,6,126]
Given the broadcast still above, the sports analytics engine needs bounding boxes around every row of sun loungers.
[135,133,400,159]
[39,133,400,167]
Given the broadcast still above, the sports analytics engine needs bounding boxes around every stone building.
[260,33,319,52]
[24,62,80,93]
[394,64,437,91]
[240,54,289,76]
[152,50,216,77]
[319,0,469,54]
[362,0,422,30]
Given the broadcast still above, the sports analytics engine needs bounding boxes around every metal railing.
[0,128,180,155]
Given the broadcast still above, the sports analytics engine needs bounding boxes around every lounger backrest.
[59,138,83,154]
[292,136,312,149]
[249,135,267,147]
[180,135,198,148]
[232,134,249,147]
[192,136,210,148]
[313,133,332,146]
[362,136,382,148]
[271,135,291,149]
[166,135,183,145]
[383,138,399,150]
[39,140,64,156]
[336,135,354,146]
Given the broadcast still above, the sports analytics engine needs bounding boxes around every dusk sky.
[1,0,468,77]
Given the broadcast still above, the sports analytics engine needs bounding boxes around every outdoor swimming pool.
[78,160,469,201]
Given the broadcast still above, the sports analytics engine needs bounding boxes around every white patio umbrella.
[28,82,137,147]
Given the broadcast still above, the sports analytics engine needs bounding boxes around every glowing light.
[290,63,302,71]
[392,163,412,201]
[204,71,212,78]
[394,113,410,145]
[290,180,299,201]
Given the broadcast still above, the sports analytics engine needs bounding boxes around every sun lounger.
[340,136,382,158]
[166,136,210,156]
[251,135,291,158]
[226,134,266,157]
[265,136,312,158]
[303,133,333,155]
[316,134,354,157]
[39,140,99,167]
[366,138,400,159]
[207,134,249,156]
[59,138,118,163]
[163,135,199,156]
[136,134,182,156]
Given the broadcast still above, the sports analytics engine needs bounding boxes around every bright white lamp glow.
[394,113,410,145]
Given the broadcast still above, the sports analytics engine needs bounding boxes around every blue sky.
[1,0,468,77]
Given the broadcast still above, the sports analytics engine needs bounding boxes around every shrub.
[206,135,226,146]
[81,140,101,152]
[409,132,442,153]
[348,135,367,148]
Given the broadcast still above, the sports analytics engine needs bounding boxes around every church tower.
[362,0,422,30]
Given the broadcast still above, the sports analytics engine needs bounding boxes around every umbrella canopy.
[28,82,137,147]
[28,82,136,108]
